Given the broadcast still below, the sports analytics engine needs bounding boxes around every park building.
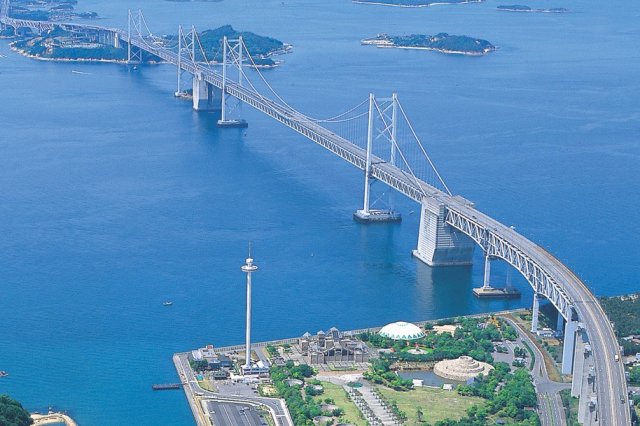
[378,321,425,340]
[191,344,233,370]
[299,327,370,364]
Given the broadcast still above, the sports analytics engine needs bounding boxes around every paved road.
[502,316,569,426]
[557,267,631,426]
[207,401,265,426]
[447,197,631,426]
[174,353,293,426]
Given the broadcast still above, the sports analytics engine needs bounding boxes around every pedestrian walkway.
[345,382,401,426]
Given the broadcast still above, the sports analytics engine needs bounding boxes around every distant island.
[10,24,291,65]
[11,27,128,61]
[163,25,292,67]
[497,5,568,13]
[353,0,483,7]
[8,0,98,22]
[361,33,495,56]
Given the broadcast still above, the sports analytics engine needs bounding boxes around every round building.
[378,321,425,340]
[433,356,494,381]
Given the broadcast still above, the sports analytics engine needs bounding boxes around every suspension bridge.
[0,2,631,424]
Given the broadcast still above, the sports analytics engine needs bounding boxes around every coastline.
[352,0,483,7]
[376,43,494,56]
[9,43,129,63]
[31,412,78,426]
[8,43,285,67]
[174,308,523,426]
[497,8,569,13]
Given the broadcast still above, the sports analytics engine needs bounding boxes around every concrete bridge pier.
[531,292,540,333]
[192,73,221,111]
[412,197,475,267]
[562,319,579,375]
[557,313,565,335]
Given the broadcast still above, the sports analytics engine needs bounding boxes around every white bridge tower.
[353,93,401,223]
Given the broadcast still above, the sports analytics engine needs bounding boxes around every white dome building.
[378,321,425,341]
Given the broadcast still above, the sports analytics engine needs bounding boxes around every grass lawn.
[377,385,484,424]
[197,380,216,392]
[258,384,278,397]
[315,381,366,426]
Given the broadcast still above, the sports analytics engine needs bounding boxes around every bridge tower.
[127,10,143,64]
[412,197,475,267]
[353,93,401,223]
[174,25,195,98]
[217,35,248,128]
[0,0,9,19]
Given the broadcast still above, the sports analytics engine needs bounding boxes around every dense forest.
[600,294,640,354]
[163,25,287,66]
[0,395,32,426]
[388,33,495,55]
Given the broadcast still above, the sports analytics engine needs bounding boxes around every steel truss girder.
[445,207,573,320]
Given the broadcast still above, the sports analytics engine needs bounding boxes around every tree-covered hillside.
[0,395,32,426]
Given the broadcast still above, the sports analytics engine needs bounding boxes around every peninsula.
[497,5,569,13]
[361,32,495,56]
[353,0,483,7]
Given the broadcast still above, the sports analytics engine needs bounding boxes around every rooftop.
[378,321,425,340]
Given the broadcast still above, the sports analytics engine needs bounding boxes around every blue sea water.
[0,0,638,424]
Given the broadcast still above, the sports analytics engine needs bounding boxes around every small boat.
[163,301,173,306]
[0,371,8,377]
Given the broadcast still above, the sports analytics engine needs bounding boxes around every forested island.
[498,5,568,13]
[8,0,98,22]
[11,27,129,61]
[353,0,483,7]
[163,25,291,67]
[362,32,495,56]
[10,24,290,65]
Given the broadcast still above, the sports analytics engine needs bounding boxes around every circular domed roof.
[433,356,494,381]
[378,321,425,340]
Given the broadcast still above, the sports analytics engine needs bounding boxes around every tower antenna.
[241,244,258,374]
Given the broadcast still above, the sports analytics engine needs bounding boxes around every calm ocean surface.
[0,0,638,424]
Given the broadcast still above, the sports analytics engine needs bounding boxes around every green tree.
[0,395,33,426]
[629,366,640,384]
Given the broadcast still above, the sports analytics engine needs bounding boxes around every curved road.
[446,197,630,426]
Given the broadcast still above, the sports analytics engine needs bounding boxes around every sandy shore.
[31,412,78,426]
